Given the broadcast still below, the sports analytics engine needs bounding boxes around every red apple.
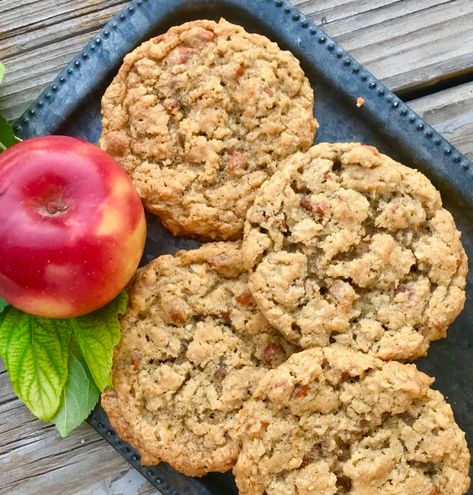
[0,135,146,318]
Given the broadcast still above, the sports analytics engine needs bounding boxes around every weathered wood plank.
[1,0,473,120]
[317,0,473,95]
[0,359,160,495]
[409,81,473,160]
[0,0,130,121]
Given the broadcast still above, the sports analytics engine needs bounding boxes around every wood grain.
[299,0,473,95]
[1,1,473,494]
[0,0,129,121]
[0,360,160,495]
[410,81,473,160]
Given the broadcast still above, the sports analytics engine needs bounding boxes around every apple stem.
[44,199,68,215]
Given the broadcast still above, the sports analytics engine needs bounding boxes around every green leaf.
[0,63,5,85]
[72,292,128,391]
[53,340,99,437]
[0,113,21,151]
[0,298,9,314]
[0,308,71,421]
[0,292,127,427]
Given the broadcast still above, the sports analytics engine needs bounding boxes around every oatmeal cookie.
[242,142,467,360]
[234,347,470,495]
[100,388,159,466]
[101,242,296,476]
[99,19,317,240]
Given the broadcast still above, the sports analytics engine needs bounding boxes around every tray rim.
[11,0,473,493]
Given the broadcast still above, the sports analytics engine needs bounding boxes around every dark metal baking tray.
[13,0,473,493]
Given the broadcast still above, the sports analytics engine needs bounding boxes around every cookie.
[99,18,317,241]
[243,143,467,360]
[233,347,470,495]
[100,389,160,466]
[101,242,296,476]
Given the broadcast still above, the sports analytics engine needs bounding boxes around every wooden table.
[1,1,473,493]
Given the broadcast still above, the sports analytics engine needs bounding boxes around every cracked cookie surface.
[242,143,467,360]
[99,18,317,240]
[233,347,470,495]
[101,242,296,476]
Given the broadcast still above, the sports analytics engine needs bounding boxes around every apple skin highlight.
[0,135,146,318]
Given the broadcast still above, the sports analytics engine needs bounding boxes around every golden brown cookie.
[242,143,467,360]
[99,19,317,240]
[234,347,470,495]
[101,242,296,476]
